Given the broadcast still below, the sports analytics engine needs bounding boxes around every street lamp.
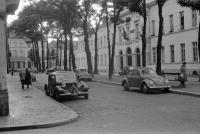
[0,0,20,116]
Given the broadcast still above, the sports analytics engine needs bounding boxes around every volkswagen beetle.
[121,67,170,93]
[44,71,89,100]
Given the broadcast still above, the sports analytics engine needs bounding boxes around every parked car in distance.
[30,67,38,73]
[75,69,92,81]
[119,66,133,75]
[46,66,63,74]
[44,71,89,100]
[121,67,170,93]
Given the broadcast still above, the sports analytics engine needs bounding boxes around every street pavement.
[2,78,200,134]
[93,74,200,97]
[1,73,200,134]
[0,74,78,131]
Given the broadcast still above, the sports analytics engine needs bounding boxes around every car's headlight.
[165,79,169,84]
[147,80,155,87]
[61,83,66,87]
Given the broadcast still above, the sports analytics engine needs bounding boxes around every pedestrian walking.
[19,68,31,89]
[11,68,14,76]
[25,68,31,88]
[19,70,26,89]
[178,62,187,88]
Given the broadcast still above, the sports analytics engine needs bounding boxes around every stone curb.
[0,115,79,132]
[93,80,200,98]
[0,87,79,132]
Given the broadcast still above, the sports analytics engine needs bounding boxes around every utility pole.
[0,0,19,116]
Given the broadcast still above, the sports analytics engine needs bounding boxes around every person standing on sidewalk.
[179,62,187,87]
[19,70,26,89]
[24,68,31,88]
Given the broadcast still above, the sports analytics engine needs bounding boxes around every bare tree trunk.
[36,42,41,71]
[41,41,45,71]
[142,0,147,67]
[83,19,93,75]
[94,32,98,74]
[64,33,68,70]
[56,38,59,66]
[46,40,49,68]
[60,38,62,66]
[105,2,112,80]
[69,31,76,70]
[198,13,200,61]
[156,3,164,75]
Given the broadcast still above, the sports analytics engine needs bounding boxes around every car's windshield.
[141,69,157,75]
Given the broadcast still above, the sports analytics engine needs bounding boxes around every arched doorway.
[119,50,123,69]
[127,47,132,66]
[136,48,141,67]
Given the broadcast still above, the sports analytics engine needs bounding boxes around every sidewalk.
[93,74,200,98]
[0,75,78,131]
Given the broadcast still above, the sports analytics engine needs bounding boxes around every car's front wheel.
[141,83,149,94]
[123,82,129,91]
[164,88,170,93]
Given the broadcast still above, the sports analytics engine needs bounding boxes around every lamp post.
[0,0,19,116]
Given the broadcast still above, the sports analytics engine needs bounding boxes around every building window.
[135,23,139,39]
[101,55,103,65]
[119,28,122,42]
[192,10,197,27]
[100,36,102,48]
[180,43,185,62]
[169,14,174,32]
[126,23,130,39]
[170,45,175,62]
[151,20,155,36]
[104,36,106,47]
[14,50,17,57]
[153,47,157,63]
[179,11,184,30]
[23,61,25,68]
[20,50,24,58]
[192,42,199,62]
[104,54,107,65]
[161,46,165,63]
[17,61,20,69]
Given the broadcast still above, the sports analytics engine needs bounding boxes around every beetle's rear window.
[141,69,157,75]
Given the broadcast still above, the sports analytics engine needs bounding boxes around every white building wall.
[148,0,200,74]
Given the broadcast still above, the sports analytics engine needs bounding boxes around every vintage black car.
[122,67,171,93]
[44,71,89,100]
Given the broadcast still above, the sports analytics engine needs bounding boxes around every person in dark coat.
[19,70,26,89]
[179,62,187,87]
[24,68,31,88]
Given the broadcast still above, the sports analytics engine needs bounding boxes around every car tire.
[44,84,49,96]
[141,83,149,94]
[164,88,170,93]
[54,87,61,101]
[123,82,129,91]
